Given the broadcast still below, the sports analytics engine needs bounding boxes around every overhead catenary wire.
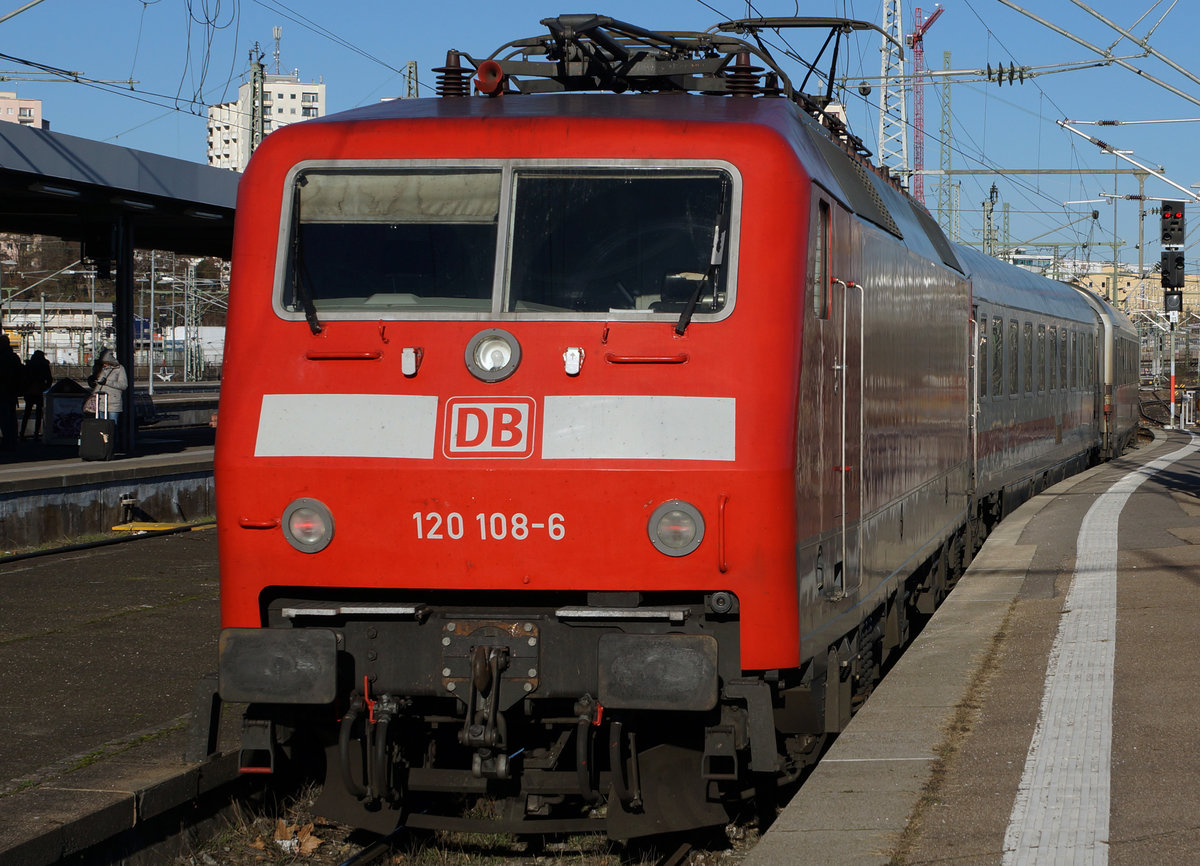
[993,0,1200,110]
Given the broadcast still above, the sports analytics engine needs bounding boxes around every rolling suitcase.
[79,393,115,461]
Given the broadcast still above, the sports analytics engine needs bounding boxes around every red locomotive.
[215,15,1139,838]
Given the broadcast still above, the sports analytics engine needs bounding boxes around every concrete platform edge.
[0,748,242,866]
[745,432,1170,866]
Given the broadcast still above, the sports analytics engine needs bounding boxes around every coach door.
[814,197,861,599]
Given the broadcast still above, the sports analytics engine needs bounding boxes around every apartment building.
[207,71,325,171]
[0,92,47,129]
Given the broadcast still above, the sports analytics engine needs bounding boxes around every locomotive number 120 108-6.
[412,511,566,541]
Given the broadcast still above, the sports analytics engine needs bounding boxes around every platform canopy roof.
[0,121,237,258]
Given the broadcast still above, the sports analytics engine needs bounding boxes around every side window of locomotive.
[281,169,502,313]
[1049,326,1058,390]
[978,315,988,399]
[1023,322,1033,394]
[992,317,1004,397]
[1008,319,1019,397]
[1037,324,1046,393]
[812,199,831,319]
[507,169,731,314]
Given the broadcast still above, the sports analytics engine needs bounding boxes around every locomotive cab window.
[507,169,731,315]
[276,161,738,323]
[282,169,502,314]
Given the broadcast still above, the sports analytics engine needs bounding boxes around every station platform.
[0,411,216,551]
[749,427,1200,865]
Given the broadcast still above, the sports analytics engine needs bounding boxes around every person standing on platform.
[21,349,52,440]
[0,336,23,450]
[90,347,128,431]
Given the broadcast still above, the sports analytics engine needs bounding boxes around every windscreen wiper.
[291,176,323,335]
[675,225,726,336]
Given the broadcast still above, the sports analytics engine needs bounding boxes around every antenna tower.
[273,26,282,75]
[877,0,908,177]
[907,5,943,204]
[405,60,419,98]
[936,50,953,231]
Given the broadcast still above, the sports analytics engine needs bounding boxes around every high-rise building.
[207,71,325,172]
[0,92,47,129]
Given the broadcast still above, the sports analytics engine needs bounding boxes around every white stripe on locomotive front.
[255,393,439,458]
[542,395,735,461]
[253,393,736,461]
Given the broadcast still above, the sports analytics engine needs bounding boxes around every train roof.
[957,244,1104,321]
[295,92,966,278]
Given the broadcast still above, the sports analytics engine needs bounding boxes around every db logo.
[443,397,536,458]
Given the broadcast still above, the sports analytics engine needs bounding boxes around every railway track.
[171,780,754,866]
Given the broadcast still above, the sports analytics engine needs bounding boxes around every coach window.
[1087,334,1095,386]
[978,315,988,398]
[1008,319,1019,396]
[1049,326,1058,390]
[992,316,1004,397]
[1070,331,1077,389]
[1023,322,1033,394]
[1061,330,1069,389]
[1037,324,1046,393]
[812,199,831,319]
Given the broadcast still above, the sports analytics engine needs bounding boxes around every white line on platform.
[1003,435,1198,865]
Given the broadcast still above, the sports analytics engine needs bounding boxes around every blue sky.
[2,1,1198,269]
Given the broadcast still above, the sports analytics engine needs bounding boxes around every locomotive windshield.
[279,163,734,321]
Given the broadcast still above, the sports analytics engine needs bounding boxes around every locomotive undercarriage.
[225,530,978,840]
[225,591,786,839]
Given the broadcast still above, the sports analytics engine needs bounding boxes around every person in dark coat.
[0,335,24,450]
[21,349,52,439]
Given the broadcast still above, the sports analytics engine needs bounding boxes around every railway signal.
[1162,250,1186,288]
[1161,200,1186,246]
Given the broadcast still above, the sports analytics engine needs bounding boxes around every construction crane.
[907,4,943,205]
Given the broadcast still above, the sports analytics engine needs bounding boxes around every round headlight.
[282,498,334,553]
[648,500,705,557]
[466,328,521,382]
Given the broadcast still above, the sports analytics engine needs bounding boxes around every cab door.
[835,237,863,598]
[813,196,860,599]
